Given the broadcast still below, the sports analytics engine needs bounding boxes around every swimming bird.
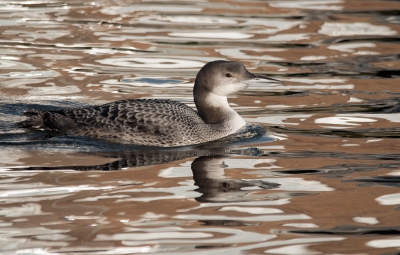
[17,60,282,147]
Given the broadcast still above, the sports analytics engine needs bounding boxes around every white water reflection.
[223,158,281,170]
[265,244,320,255]
[159,166,196,178]
[269,0,344,10]
[315,113,400,129]
[315,116,377,128]
[107,231,213,241]
[219,206,284,214]
[0,203,49,217]
[0,183,116,203]
[96,57,204,69]
[139,15,238,25]
[376,193,400,205]
[177,199,292,213]
[343,113,400,123]
[113,180,199,202]
[217,48,285,61]
[0,227,71,250]
[174,213,310,222]
[288,78,348,84]
[367,238,400,248]
[300,55,327,61]
[0,59,33,70]
[247,114,314,126]
[0,19,19,26]
[328,42,377,53]
[263,33,310,42]
[17,29,69,40]
[283,223,319,228]
[353,217,379,225]
[319,22,397,36]
[0,70,59,79]
[266,178,333,191]
[97,226,275,244]
[170,32,253,39]
[30,54,82,60]
[100,5,203,15]
[101,77,188,90]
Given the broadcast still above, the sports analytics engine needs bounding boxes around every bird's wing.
[63,99,200,136]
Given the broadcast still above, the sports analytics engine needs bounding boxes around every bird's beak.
[244,72,285,86]
[252,73,285,84]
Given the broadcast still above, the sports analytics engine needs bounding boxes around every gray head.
[193,60,283,125]
[193,60,282,97]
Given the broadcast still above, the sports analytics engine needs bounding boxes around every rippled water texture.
[1,0,400,254]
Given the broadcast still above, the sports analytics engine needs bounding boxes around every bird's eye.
[225,73,232,78]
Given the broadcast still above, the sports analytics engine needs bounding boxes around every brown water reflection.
[1,0,400,254]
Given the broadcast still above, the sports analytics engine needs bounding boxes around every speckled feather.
[18,99,224,147]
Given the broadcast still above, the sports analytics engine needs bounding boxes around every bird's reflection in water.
[15,146,279,203]
[192,156,279,203]
[8,124,280,202]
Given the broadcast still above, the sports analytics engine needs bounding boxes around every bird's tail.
[16,109,77,133]
[16,109,46,129]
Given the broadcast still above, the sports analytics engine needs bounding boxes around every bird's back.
[19,99,210,147]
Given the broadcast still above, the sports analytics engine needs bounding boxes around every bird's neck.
[194,91,246,130]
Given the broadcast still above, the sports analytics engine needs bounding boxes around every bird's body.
[21,99,243,147]
[17,61,282,147]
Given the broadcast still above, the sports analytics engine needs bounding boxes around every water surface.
[1,0,400,254]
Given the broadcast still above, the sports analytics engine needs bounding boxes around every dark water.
[1,0,400,254]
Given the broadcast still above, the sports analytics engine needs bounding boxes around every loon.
[17,60,282,147]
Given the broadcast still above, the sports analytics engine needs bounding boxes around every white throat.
[203,93,246,131]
